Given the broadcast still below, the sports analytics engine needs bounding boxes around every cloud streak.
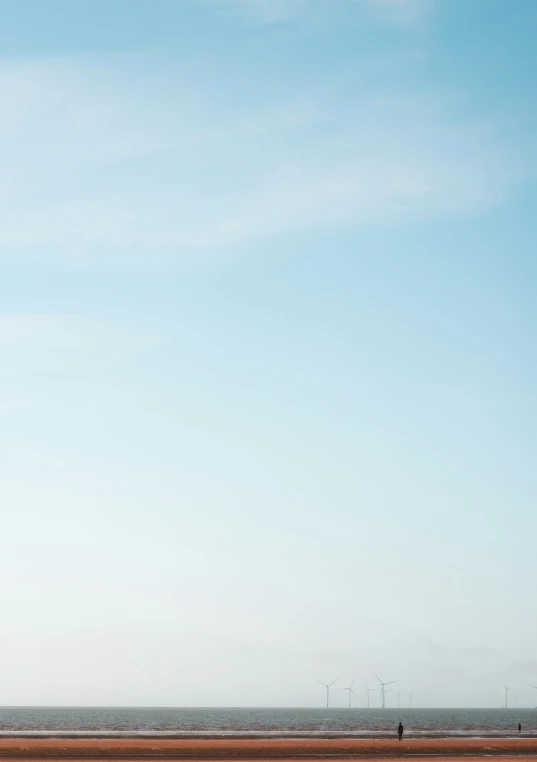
[365,0,432,25]
[205,0,432,25]
[0,55,529,259]
[204,0,308,23]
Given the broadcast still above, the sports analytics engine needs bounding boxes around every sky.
[1,0,537,708]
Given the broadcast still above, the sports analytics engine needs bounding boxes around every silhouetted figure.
[519,723,522,733]
[398,722,404,741]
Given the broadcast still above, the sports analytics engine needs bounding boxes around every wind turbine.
[339,678,360,709]
[422,693,429,708]
[397,690,404,709]
[316,678,339,708]
[373,673,396,709]
[503,686,509,709]
[362,682,378,708]
[405,690,414,708]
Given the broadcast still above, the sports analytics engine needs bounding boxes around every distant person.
[519,723,522,733]
[398,722,404,741]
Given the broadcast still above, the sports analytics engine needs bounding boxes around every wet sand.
[0,738,535,758]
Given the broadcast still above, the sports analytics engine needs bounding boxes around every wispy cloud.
[0,56,528,259]
[0,314,67,346]
[205,0,432,26]
[0,313,157,409]
[204,0,308,24]
[365,0,432,25]
[0,313,153,358]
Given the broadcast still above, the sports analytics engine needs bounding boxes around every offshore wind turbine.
[362,682,378,708]
[405,690,414,708]
[373,673,396,709]
[340,679,359,709]
[397,690,405,709]
[316,678,339,708]
[503,686,509,709]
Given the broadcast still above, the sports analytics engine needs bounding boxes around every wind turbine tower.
[373,674,396,709]
[504,686,509,709]
[316,679,339,709]
[405,691,414,709]
[340,679,359,709]
[362,682,378,708]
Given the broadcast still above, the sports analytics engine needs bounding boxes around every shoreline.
[0,738,536,758]
[0,735,535,740]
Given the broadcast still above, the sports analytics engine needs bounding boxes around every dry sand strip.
[0,759,535,762]
[0,759,536,762]
[0,740,536,759]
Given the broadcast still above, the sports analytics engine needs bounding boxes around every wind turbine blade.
[385,681,397,686]
[530,685,537,689]
[351,689,360,699]
[329,678,340,687]
[315,680,328,687]
[372,673,382,684]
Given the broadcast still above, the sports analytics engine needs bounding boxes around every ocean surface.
[0,707,534,738]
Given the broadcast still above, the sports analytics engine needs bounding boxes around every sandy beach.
[0,738,535,759]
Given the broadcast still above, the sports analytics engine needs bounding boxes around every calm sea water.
[0,707,534,738]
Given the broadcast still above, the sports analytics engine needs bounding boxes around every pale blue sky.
[1,0,536,707]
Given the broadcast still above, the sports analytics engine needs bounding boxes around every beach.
[0,738,535,759]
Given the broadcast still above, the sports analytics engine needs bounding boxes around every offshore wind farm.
[314,676,537,709]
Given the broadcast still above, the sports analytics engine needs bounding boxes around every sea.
[0,707,534,738]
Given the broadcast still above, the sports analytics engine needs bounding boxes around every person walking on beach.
[519,723,522,733]
[397,722,404,741]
